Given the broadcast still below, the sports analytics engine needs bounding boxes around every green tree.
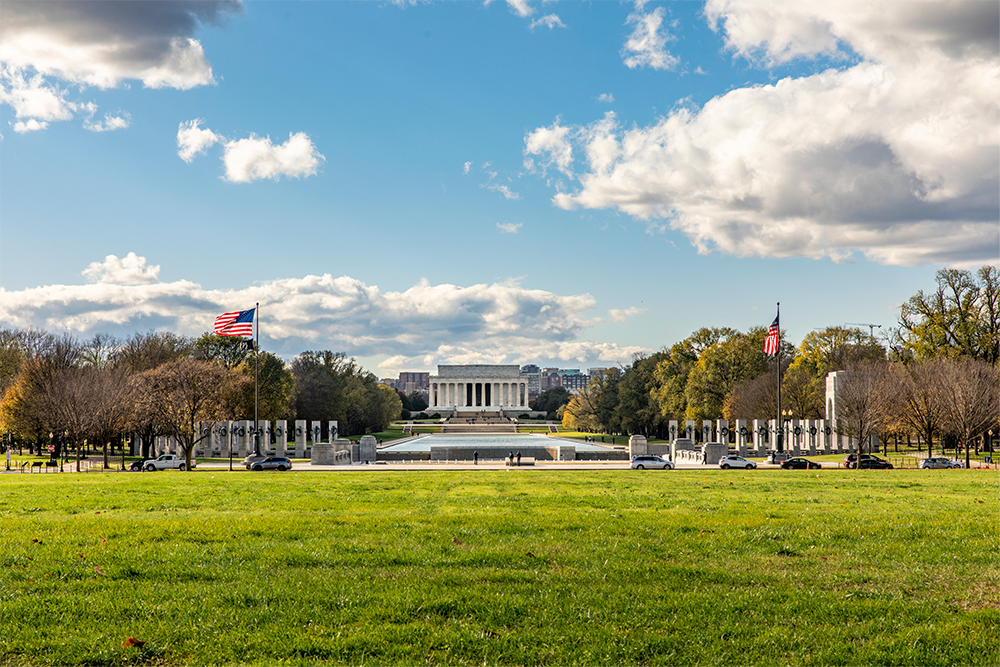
[684,328,774,423]
[234,351,294,420]
[194,333,252,368]
[895,266,1000,364]
[529,387,571,419]
[612,353,667,436]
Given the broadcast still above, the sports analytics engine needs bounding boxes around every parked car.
[843,453,877,469]
[780,457,821,470]
[243,454,269,469]
[856,455,893,469]
[919,457,962,469]
[140,454,195,471]
[719,455,756,470]
[250,456,293,471]
[630,455,673,470]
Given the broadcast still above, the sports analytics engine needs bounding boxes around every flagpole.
[775,301,782,454]
[254,301,260,456]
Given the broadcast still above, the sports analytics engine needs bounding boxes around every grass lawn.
[1,469,996,666]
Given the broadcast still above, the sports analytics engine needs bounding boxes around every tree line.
[0,331,402,469]
[558,266,998,464]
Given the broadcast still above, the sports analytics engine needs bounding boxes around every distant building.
[398,372,429,390]
[519,365,541,398]
[560,373,589,393]
[588,367,608,378]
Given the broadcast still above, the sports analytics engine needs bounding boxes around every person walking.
[473,450,479,465]
[516,450,521,467]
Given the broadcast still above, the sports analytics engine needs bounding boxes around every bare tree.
[835,360,901,460]
[936,357,1000,468]
[895,358,951,457]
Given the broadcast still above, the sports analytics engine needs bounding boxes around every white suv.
[630,455,674,470]
[719,455,756,470]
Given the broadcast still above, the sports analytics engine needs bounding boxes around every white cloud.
[177,121,324,183]
[526,1,999,266]
[523,118,574,175]
[609,307,646,323]
[486,183,520,200]
[176,119,223,163]
[463,161,473,175]
[0,1,241,130]
[221,132,325,183]
[497,222,522,234]
[597,93,615,103]
[0,259,649,371]
[497,0,535,19]
[622,5,679,71]
[82,253,161,285]
[12,119,47,133]
[84,112,130,133]
[530,14,565,30]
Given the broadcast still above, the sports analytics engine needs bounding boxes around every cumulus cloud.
[0,258,649,371]
[176,120,324,182]
[622,5,679,71]
[523,118,574,175]
[176,119,223,163]
[0,1,241,130]
[609,307,646,323]
[530,14,565,30]
[497,222,522,234]
[221,132,325,183]
[463,161,473,175]
[487,0,535,19]
[82,253,161,285]
[597,93,615,103]
[525,1,1000,266]
[485,183,520,200]
[83,111,129,133]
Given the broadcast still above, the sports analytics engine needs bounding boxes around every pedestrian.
[474,450,479,465]
[516,450,521,467]
[508,450,513,466]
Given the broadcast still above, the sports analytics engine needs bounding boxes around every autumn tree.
[115,331,193,373]
[133,358,245,471]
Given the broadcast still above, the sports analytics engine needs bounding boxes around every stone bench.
[506,457,535,466]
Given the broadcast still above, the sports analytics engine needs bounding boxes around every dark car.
[780,457,821,470]
[844,453,878,469]
[845,453,893,469]
[856,455,893,469]
[249,456,293,471]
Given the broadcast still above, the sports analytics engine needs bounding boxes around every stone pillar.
[790,419,801,455]
[685,420,695,441]
[702,420,713,444]
[668,420,678,443]
[805,420,817,455]
[628,434,648,458]
[716,419,729,448]
[752,420,768,454]
[358,434,377,463]
[734,419,747,456]
[258,420,272,454]
[275,420,288,457]
[294,419,307,458]
[328,421,339,444]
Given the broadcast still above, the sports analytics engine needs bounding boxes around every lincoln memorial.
[428,365,529,414]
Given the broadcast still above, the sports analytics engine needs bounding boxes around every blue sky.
[1,0,997,376]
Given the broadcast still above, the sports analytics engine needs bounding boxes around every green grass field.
[1,469,996,666]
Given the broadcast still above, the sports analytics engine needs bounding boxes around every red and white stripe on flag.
[214,308,255,337]
[763,315,780,355]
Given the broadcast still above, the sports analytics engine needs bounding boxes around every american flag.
[214,308,255,337]
[763,314,780,355]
